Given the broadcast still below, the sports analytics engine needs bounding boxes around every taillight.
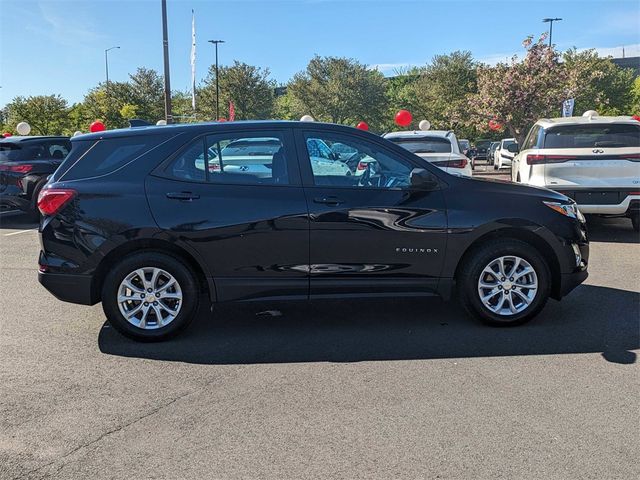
[433,158,468,168]
[526,154,577,165]
[37,188,76,216]
[208,163,221,172]
[357,161,369,171]
[0,164,33,173]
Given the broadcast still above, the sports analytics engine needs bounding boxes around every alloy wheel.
[477,255,538,316]
[117,267,183,329]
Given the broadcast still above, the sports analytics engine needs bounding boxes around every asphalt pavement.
[1,172,638,479]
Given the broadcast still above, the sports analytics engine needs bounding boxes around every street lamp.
[104,46,120,90]
[208,39,225,119]
[542,18,562,48]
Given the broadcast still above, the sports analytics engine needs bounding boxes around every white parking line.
[3,229,36,237]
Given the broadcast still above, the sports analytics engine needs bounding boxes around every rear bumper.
[38,271,97,305]
[0,192,31,211]
[551,190,640,215]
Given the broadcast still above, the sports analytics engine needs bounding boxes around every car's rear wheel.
[631,214,640,232]
[458,239,551,326]
[102,252,199,341]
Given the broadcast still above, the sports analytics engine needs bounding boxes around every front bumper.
[38,271,97,305]
[559,269,589,297]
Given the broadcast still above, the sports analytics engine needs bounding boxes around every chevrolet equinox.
[37,121,589,341]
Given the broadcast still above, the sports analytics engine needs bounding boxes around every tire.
[101,252,200,341]
[632,215,640,232]
[28,180,48,222]
[457,239,551,326]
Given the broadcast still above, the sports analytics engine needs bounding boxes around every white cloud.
[37,1,105,48]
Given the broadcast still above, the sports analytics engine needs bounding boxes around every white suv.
[512,115,640,231]
[494,138,518,169]
[384,130,472,176]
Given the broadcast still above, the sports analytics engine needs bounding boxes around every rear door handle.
[166,192,200,201]
[313,196,344,206]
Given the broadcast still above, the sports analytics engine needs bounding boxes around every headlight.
[543,201,584,221]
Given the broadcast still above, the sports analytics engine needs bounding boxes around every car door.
[295,128,448,298]
[146,128,310,302]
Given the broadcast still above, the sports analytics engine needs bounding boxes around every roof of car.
[535,115,639,128]
[71,120,374,142]
[0,135,69,143]
[384,130,454,139]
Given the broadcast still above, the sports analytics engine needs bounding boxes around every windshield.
[502,140,516,148]
[388,137,451,154]
[544,124,640,149]
[476,141,492,149]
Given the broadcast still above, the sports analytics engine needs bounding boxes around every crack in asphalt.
[16,389,196,480]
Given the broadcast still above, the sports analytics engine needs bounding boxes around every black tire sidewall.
[459,240,551,326]
[102,252,199,341]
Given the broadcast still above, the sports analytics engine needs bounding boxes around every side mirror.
[507,144,519,153]
[410,168,439,190]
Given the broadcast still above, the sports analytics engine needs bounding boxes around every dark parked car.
[37,121,589,341]
[0,136,71,218]
[474,140,493,160]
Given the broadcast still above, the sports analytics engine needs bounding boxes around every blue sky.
[1,0,639,105]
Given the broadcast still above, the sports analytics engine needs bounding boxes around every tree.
[286,56,388,129]
[199,61,275,120]
[470,35,568,145]
[127,67,165,122]
[390,52,478,136]
[563,48,635,116]
[5,95,70,135]
[631,77,640,114]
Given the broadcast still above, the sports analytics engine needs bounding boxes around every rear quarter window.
[57,135,166,181]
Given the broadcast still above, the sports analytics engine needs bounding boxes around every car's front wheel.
[102,252,199,341]
[458,239,551,326]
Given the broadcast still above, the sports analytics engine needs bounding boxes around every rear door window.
[165,131,294,186]
[57,135,166,181]
[544,124,640,149]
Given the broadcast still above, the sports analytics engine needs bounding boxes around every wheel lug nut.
[143,302,149,306]
[498,285,502,290]
[140,293,145,298]
[147,288,152,292]
[510,277,514,281]
[153,301,158,306]
[501,277,505,281]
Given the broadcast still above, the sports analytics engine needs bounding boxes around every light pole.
[542,18,562,48]
[208,39,225,119]
[161,0,173,123]
[104,46,120,95]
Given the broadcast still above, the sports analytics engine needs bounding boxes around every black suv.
[37,122,589,341]
[0,136,71,218]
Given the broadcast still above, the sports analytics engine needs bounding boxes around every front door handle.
[313,196,344,206]
[166,192,200,201]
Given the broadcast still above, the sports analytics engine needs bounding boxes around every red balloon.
[3,132,12,137]
[356,121,369,131]
[488,119,503,131]
[632,114,640,122]
[394,110,412,127]
[89,121,105,133]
